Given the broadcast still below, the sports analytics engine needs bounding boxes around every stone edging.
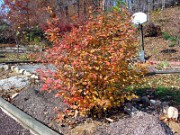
[0,97,61,135]
[0,64,38,79]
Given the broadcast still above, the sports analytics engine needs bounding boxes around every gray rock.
[167,106,179,120]
[12,67,19,73]
[150,99,161,107]
[0,64,4,71]
[24,71,32,76]
[141,96,150,107]
[3,65,9,71]
[30,74,38,79]
[162,102,169,108]
[10,66,16,70]
[124,102,138,116]
[19,69,25,74]
[0,76,29,90]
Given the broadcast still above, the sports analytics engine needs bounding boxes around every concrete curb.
[0,97,61,135]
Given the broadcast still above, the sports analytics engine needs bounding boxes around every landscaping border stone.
[0,64,39,80]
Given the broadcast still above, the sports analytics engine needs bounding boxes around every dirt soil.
[11,86,176,135]
[11,87,69,134]
[93,111,174,135]
[144,6,180,62]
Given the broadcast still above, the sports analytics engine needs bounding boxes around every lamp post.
[132,12,147,63]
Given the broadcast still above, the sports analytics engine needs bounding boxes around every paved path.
[17,64,56,73]
[0,108,32,135]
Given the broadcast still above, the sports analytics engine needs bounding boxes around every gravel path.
[0,108,32,135]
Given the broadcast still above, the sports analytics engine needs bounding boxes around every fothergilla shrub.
[39,8,146,118]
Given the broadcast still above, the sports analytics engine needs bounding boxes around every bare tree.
[162,0,166,10]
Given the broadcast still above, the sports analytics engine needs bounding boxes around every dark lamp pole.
[132,12,147,63]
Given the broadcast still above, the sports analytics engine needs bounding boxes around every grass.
[0,53,32,62]
[134,74,180,105]
[162,32,179,47]
[156,61,169,70]
[135,87,180,105]
[154,87,180,104]
[162,32,174,40]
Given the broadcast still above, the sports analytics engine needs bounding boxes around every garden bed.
[0,68,179,135]
[0,6,179,135]
[10,85,178,135]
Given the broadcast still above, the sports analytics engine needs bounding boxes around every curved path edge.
[0,97,62,135]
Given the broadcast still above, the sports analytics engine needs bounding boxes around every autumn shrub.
[39,8,146,118]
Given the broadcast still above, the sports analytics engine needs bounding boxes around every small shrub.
[169,43,175,47]
[162,32,172,40]
[22,26,46,45]
[39,8,146,118]
[162,32,179,47]
[162,32,178,42]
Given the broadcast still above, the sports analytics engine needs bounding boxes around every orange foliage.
[39,8,146,118]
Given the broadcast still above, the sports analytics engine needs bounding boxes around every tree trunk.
[83,0,86,16]
[102,0,105,10]
[26,2,30,44]
[65,6,69,17]
[162,0,166,10]
[77,0,80,17]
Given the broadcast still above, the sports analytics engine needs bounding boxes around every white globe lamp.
[132,12,147,25]
[132,12,147,63]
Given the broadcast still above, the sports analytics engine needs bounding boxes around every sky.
[0,0,4,11]
[0,0,3,5]
[0,0,3,16]
[0,0,9,16]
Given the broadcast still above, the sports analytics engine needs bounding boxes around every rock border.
[0,64,39,79]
